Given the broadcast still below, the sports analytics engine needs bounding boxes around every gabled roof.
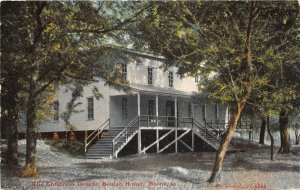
[102,45,166,61]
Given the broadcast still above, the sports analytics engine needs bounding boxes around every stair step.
[88,149,112,151]
[100,137,117,140]
[87,153,111,156]
[86,155,110,157]
[87,152,112,154]
[89,147,112,149]
[87,152,112,155]
[108,129,124,131]
[86,154,111,158]
[93,147,113,149]
[97,141,114,143]
[88,147,112,150]
[86,152,111,155]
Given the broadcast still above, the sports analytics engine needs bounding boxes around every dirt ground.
[1,139,300,190]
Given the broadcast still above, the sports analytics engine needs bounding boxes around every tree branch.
[68,3,151,35]
[63,73,99,82]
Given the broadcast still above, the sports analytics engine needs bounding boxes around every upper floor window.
[121,63,127,81]
[168,71,174,87]
[87,97,94,120]
[53,101,59,121]
[148,67,153,85]
[148,100,155,115]
[122,97,128,119]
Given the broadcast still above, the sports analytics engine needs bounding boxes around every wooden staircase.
[193,119,222,150]
[85,117,234,159]
[85,127,124,159]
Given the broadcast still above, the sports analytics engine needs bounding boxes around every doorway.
[166,101,175,126]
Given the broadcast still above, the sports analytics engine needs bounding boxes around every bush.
[45,140,84,157]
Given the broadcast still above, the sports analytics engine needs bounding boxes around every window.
[148,100,155,115]
[168,71,173,87]
[87,97,94,120]
[53,101,59,121]
[188,104,192,118]
[202,104,206,121]
[122,97,128,119]
[215,104,219,120]
[148,67,153,85]
[195,75,200,83]
[121,63,127,81]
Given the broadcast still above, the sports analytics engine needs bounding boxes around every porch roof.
[130,83,194,97]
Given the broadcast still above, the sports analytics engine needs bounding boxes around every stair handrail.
[193,119,221,142]
[113,116,139,144]
[203,120,223,136]
[85,118,110,153]
[112,116,139,154]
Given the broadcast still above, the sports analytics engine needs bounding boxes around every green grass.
[45,139,84,157]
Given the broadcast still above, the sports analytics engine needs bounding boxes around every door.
[166,101,175,126]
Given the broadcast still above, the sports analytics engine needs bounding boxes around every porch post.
[174,97,178,153]
[175,129,178,153]
[137,92,141,154]
[84,130,87,153]
[156,94,158,126]
[138,127,141,154]
[137,92,140,116]
[191,103,195,151]
[156,94,159,153]
[156,129,159,153]
[174,97,177,127]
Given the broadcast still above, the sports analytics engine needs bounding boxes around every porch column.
[174,97,177,127]
[84,130,87,153]
[156,129,159,153]
[137,92,141,154]
[191,103,195,151]
[156,94,158,126]
[156,94,159,153]
[137,92,140,116]
[174,97,178,154]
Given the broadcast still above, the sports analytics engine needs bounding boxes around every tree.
[267,115,275,160]
[1,1,150,177]
[259,115,267,144]
[133,1,299,182]
[1,3,31,165]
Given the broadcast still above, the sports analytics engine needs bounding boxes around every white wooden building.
[21,48,230,158]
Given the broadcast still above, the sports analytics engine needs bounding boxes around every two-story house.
[21,48,229,158]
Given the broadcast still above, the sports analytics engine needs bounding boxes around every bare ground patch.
[1,139,300,190]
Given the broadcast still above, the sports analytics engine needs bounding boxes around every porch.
[85,85,231,158]
[109,88,193,128]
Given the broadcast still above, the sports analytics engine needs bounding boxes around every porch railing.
[139,115,193,128]
[194,119,222,145]
[204,120,225,137]
[112,116,140,156]
[84,118,110,153]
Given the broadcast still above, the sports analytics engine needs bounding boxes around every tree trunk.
[208,102,245,183]
[259,116,266,144]
[2,80,19,165]
[5,96,19,165]
[266,115,274,161]
[278,109,291,154]
[22,88,38,177]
